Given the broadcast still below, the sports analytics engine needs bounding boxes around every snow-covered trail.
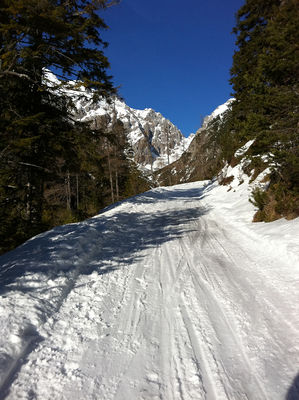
[0,181,299,400]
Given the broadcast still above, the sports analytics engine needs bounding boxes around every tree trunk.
[115,169,119,202]
[107,153,114,203]
[76,174,79,209]
[26,181,31,221]
[66,170,71,210]
[167,124,170,165]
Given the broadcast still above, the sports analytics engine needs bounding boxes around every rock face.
[45,71,232,178]
[75,96,193,172]
[155,99,234,186]
[74,94,234,182]
[45,70,192,173]
[201,98,234,128]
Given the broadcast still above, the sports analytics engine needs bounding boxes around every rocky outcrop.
[45,71,232,179]
[155,99,234,186]
[75,96,192,172]
[44,70,192,173]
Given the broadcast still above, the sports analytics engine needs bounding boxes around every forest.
[219,0,298,221]
[0,0,298,254]
[0,0,149,254]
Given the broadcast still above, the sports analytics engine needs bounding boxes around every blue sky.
[101,0,244,136]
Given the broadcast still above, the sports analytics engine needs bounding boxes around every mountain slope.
[0,178,298,400]
[45,71,192,172]
[156,99,233,186]
[78,97,193,172]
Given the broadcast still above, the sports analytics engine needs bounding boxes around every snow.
[1,169,299,400]
[209,98,234,120]
[143,134,195,172]
[234,139,255,157]
[42,70,195,172]
[202,99,234,128]
[76,95,191,172]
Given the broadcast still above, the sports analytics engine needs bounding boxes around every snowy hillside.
[201,98,234,128]
[78,96,193,172]
[1,170,299,399]
[44,70,192,172]
[155,98,237,186]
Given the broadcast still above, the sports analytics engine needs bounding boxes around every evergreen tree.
[0,0,118,253]
[229,0,299,220]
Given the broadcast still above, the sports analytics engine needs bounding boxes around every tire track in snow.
[155,240,208,400]
[176,235,227,399]
[208,219,299,338]
[178,224,272,400]
[196,216,299,382]
[156,243,177,400]
[2,181,298,399]
[108,247,162,400]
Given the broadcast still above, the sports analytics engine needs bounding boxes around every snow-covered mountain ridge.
[156,98,235,185]
[77,96,194,172]
[201,98,234,128]
[45,72,237,175]
[45,70,193,172]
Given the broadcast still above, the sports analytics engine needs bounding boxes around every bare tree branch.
[0,70,33,81]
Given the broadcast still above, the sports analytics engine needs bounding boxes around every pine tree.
[229,0,299,220]
[0,0,118,253]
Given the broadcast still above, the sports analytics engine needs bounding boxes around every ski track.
[0,182,299,399]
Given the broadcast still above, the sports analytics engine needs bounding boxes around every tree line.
[0,0,149,254]
[208,0,298,221]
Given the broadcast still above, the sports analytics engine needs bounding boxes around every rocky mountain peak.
[74,94,192,173]
[155,99,234,185]
[201,98,234,129]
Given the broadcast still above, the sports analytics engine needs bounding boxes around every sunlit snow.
[0,166,298,399]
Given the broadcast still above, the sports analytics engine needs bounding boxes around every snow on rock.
[43,70,192,173]
[234,139,255,158]
[0,173,299,399]
[78,97,192,172]
[218,139,275,200]
[202,98,234,128]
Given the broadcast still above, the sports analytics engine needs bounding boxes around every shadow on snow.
[286,373,299,400]
[0,184,210,397]
[0,184,210,295]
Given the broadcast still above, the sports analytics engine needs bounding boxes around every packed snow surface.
[1,179,299,400]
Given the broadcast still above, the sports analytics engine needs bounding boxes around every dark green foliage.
[196,0,299,221]
[228,0,299,221]
[206,107,238,163]
[0,0,148,254]
[230,0,299,153]
[0,0,116,94]
[250,187,268,211]
[123,162,151,198]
